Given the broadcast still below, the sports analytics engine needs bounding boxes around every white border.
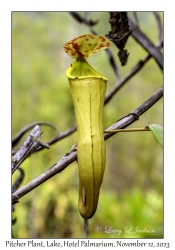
[1,1,175,248]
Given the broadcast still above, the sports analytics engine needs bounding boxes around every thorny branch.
[12,86,163,205]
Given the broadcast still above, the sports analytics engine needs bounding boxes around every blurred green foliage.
[12,12,163,238]
[149,124,163,147]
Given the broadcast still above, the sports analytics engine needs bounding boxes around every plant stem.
[104,127,150,133]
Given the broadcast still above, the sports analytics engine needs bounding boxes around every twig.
[36,125,77,152]
[12,121,59,147]
[69,12,98,26]
[12,168,25,193]
[105,41,163,105]
[104,127,150,133]
[105,48,120,80]
[104,53,150,104]
[12,86,163,205]
[12,125,50,174]
[12,125,77,155]
[12,150,77,204]
[104,86,163,140]
[133,12,140,28]
[128,18,163,70]
[153,12,163,45]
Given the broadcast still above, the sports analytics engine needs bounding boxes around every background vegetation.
[12,12,163,238]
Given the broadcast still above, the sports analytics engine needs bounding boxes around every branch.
[12,168,25,193]
[12,121,59,147]
[12,150,77,204]
[12,125,50,174]
[104,36,163,104]
[132,12,140,28]
[153,12,163,45]
[128,18,163,70]
[105,86,163,140]
[69,12,98,26]
[12,124,76,155]
[104,52,151,104]
[105,48,120,80]
[12,86,163,205]
[37,125,77,151]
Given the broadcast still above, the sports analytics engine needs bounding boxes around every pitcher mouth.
[66,59,108,81]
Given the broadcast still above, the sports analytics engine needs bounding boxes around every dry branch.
[128,18,163,70]
[12,125,50,174]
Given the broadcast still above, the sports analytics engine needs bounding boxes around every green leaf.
[149,124,163,147]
